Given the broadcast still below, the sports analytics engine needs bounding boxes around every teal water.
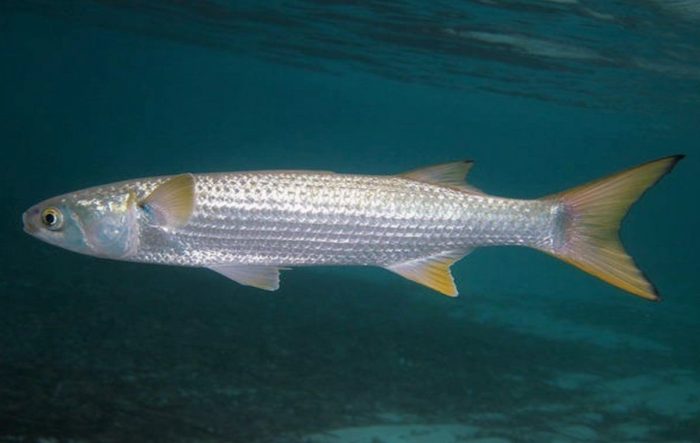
[1,2,698,442]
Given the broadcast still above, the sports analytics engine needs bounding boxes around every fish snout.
[22,208,39,234]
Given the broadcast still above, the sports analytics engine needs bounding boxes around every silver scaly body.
[91,172,562,267]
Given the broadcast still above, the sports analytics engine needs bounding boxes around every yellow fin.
[139,174,195,228]
[544,155,684,301]
[401,161,482,193]
[386,249,471,297]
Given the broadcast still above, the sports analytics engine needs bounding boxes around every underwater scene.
[1,1,699,442]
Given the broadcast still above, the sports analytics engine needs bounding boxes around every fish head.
[23,188,140,259]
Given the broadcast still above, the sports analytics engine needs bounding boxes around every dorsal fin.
[385,249,472,297]
[139,174,195,228]
[400,161,481,193]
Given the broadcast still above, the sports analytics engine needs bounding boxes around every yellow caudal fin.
[544,155,684,301]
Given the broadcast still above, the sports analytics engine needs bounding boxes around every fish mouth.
[22,210,38,234]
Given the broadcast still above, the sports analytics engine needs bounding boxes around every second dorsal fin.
[400,161,481,193]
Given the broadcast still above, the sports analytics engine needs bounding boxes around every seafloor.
[1,257,698,443]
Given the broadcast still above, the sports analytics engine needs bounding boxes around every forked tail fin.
[544,155,684,300]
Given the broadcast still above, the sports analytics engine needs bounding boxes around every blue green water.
[1,2,698,442]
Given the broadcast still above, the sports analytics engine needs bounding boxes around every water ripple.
[4,0,699,109]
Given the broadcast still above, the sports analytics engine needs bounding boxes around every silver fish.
[23,156,683,300]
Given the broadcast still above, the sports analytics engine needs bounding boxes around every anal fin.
[208,264,285,291]
[385,249,472,297]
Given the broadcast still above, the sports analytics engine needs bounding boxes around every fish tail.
[543,155,684,300]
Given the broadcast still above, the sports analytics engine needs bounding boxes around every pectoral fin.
[139,174,195,228]
[208,264,284,291]
[385,249,472,297]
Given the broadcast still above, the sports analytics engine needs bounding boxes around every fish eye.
[41,207,64,230]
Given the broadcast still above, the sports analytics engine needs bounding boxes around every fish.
[22,155,683,300]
